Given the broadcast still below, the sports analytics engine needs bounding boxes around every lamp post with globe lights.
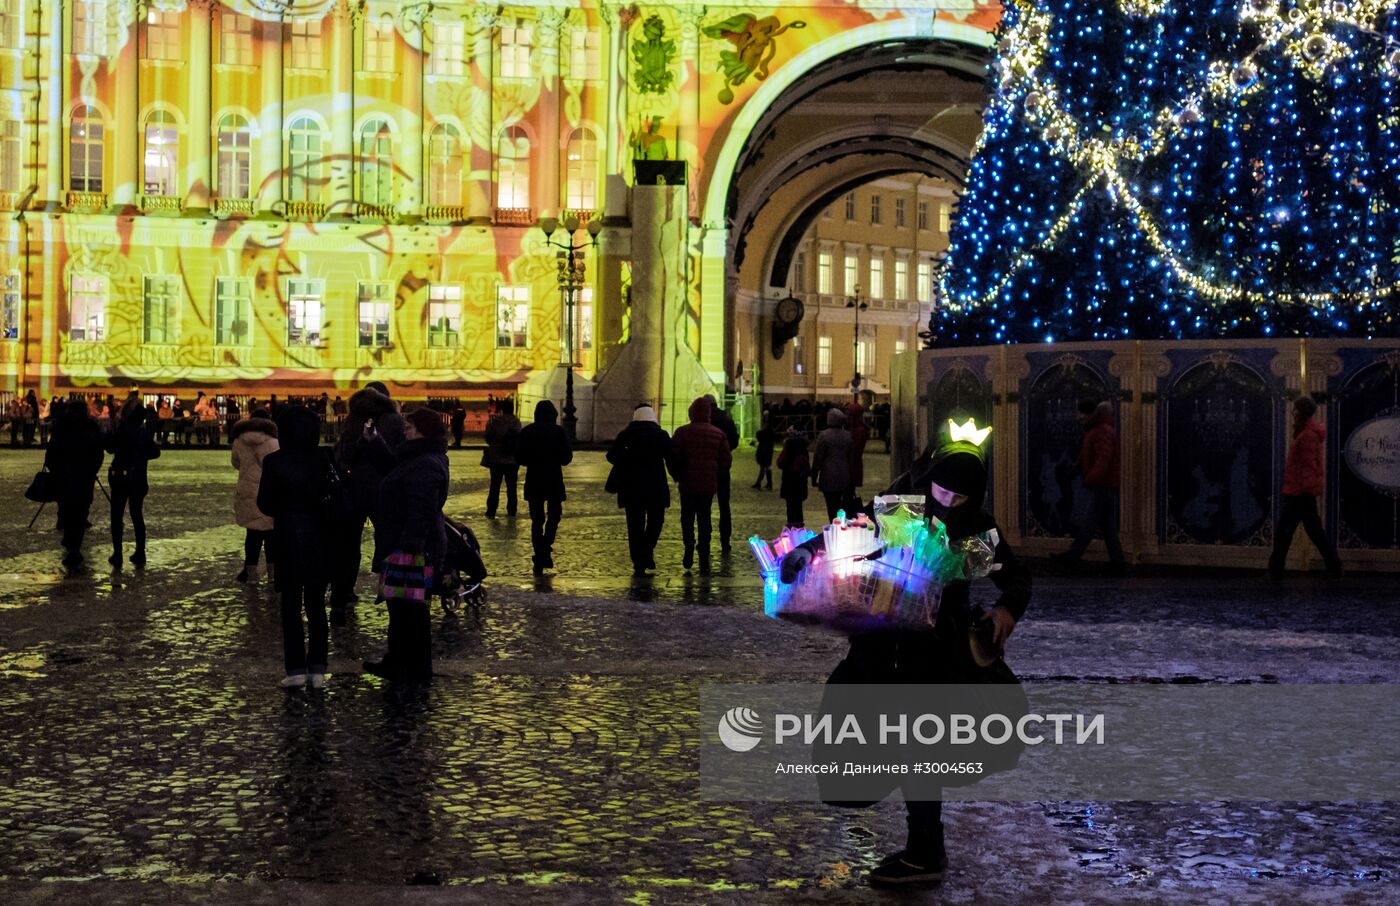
[539,214,602,443]
[847,286,868,398]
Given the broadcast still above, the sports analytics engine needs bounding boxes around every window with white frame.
[793,252,806,292]
[365,13,394,72]
[565,127,598,210]
[500,22,532,79]
[869,257,884,299]
[427,284,462,347]
[843,254,858,295]
[939,202,951,233]
[214,277,251,345]
[856,338,874,376]
[895,196,906,228]
[428,123,462,206]
[146,8,179,60]
[217,114,252,199]
[917,262,933,303]
[69,275,105,341]
[496,285,529,348]
[917,200,929,231]
[0,0,20,49]
[0,120,19,192]
[286,279,324,346]
[359,119,393,208]
[792,334,805,375]
[817,335,832,376]
[73,0,106,55]
[895,339,908,357]
[569,28,601,80]
[870,194,882,225]
[357,282,391,347]
[222,12,253,65]
[496,126,529,209]
[430,19,465,75]
[287,117,323,202]
[1,273,19,339]
[143,111,177,196]
[69,105,103,192]
[844,192,855,221]
[143,275,181,344]
[290,17,322,69]
[894,259,908,300]
[818,252,832,294]
[560,286,593,359]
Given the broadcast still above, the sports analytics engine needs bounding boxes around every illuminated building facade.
[0,0,1000,436]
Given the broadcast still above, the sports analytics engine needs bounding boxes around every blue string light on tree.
[933,0,1400,345]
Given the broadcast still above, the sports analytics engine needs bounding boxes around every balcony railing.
[66,191,107,210]
[494,207,534,226]
[425,205,467,223]
[141,194,182,214]
[213,197,254,217]
[285,200,327,221]
[356,201,393,221]
[561,209,596,227]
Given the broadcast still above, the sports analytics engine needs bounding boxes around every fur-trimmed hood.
[230,417,278,441]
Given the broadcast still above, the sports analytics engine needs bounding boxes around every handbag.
[382,551,434,603]
[25,469,56,503]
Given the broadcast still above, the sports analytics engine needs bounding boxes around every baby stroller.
[438,515,488,614]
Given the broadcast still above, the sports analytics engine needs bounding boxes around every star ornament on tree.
[948,418,992,447]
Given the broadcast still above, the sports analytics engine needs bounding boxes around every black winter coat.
[606,420,675,510]
[516,401,573,502]
[105,417,161,485]
[45,412,104,499]
[257,407,332,589]
[374,435,450,570]
[334,387,406,516]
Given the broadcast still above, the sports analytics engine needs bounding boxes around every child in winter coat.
[777,431,810,527]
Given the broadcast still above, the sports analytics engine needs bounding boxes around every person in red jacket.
[669,396,732,573]
[1269,396,1342,577]
[1051,399,1126,575]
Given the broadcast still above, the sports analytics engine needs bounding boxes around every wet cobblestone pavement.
[1,449,1398,904]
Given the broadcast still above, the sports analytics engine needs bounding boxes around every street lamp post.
[847,286,868,399]
[539,213,603,443]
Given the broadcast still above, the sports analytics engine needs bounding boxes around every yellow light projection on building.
[0,0,1000,401]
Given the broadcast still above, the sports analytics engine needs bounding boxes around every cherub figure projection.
[703,13,806,104]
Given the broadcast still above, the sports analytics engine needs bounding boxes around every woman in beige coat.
[230,410,279,582]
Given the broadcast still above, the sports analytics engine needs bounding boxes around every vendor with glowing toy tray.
[772,419,1033,887]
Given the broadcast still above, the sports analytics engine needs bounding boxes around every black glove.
[779,547,812,584]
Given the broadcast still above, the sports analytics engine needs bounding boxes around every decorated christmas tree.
[934,0,1400,345]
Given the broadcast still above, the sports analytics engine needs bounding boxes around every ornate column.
[397,2,425,221]
[678,5,704,214]
[600,3,631,178]
[466,6,496,223]
[111,0,140,211]
[329,0,355,218]
[257,13,284,215]
[46,0,66,208]
[536,7,564,218]
[186,0,213,214]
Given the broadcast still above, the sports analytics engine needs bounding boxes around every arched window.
[564,127,598,210]
[143,110,178,196]
[428,123,462,207]
[216,114,252,200]
[496,126,529,210]
[69,105,104,192]
[287,117,323,202]
[358,118,393,208]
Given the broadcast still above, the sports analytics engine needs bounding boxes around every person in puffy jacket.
[516,400,573,574]
[257,406,332,689]
[230,409,279,583]
[1269,396,1342,577]
[810,407,854,521]
[669,397,732,573]
[330,382,406,610]
[104,397,161,569]
[364,407,450,682]
[1051,399,1126,576]
[777,430,810,527]
[607,403,676,575]
[482,398,523,518]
